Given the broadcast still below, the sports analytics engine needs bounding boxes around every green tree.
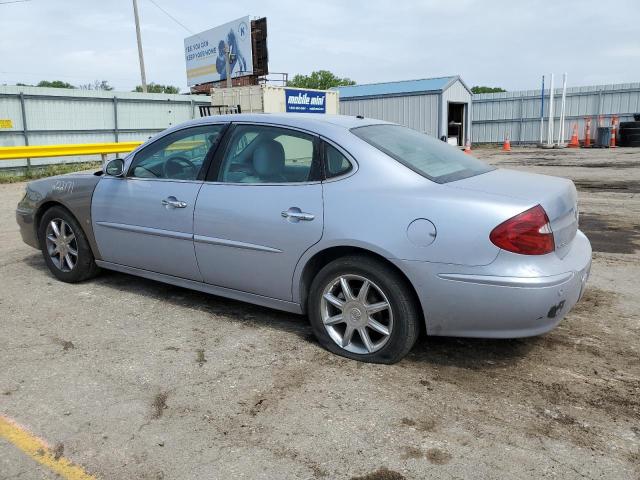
[287,70,356,90]
[471,86,506,94]
[79,80,114,91]
[134,83,180,94]
[36,80,76,89]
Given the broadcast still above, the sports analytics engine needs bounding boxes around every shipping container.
[210,85,339,115]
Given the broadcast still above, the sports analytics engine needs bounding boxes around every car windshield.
[351,124,494,183]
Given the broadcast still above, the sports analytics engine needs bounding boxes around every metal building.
[337,76,472,146]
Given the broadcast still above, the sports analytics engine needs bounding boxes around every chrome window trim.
[202,180,322,187]
[100,176,203,185]
[229,121,322,138]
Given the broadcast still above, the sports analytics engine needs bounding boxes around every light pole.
[132,0,147,93]
[224,45,234,89]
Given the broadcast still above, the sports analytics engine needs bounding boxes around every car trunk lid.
[447,169,579,258]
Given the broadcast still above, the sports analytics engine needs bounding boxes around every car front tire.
[308,255,420,364]
[38,206,100,283]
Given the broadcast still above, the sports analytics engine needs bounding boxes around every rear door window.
[323,142,353,178]
[217,125,321,183]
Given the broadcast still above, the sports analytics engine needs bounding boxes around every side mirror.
[105,158,125,177]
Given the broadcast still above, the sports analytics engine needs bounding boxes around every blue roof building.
[335,76,472,145]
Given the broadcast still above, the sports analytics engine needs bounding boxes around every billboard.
[184,16,253,87]
[285,89,327,113]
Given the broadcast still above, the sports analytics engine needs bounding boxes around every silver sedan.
[16,114,592,363]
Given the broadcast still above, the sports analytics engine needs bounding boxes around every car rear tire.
[38,206,100,283]
[308,255,420,364]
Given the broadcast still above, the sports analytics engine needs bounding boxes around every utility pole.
[224,44,233,88]
[132,0,147,93]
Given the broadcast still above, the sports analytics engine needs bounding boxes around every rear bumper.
[399,230,592,338]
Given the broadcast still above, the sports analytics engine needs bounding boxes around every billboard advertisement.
[285,89,327,113]
[184,16,253,86]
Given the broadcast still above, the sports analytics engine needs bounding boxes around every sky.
[1,0,639,93]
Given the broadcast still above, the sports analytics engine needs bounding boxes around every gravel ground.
[1,147,638,480]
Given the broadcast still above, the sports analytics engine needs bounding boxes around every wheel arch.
[35,201,71,239]
[295,245,426,333]
[34,201,100,259]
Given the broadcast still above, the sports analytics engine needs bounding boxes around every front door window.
[128,125,225,180]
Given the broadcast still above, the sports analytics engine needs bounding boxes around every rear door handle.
[281,207,314,222]
[162,196,188,209]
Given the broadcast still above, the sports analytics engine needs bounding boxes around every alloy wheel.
[320,274,393,354]
[45,218,78,272]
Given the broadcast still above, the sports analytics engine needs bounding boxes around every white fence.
[472,82,640,144]
[0,86,211,168]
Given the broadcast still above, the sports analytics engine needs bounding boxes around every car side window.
[324,142,353,178]
[128,124,225,180]
[218,125,319,183]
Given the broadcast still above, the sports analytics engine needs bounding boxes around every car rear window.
[351,124,494,183]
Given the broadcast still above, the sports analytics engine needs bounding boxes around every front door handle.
[281,207,315,222]
[162,196,188,209]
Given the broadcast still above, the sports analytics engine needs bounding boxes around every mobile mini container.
[210,85,339,115]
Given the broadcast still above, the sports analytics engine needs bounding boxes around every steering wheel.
[163,156,197,179]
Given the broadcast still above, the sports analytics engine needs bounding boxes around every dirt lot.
[1,147,638,479]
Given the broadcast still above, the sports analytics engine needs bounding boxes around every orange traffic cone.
[583,117,591,148]
[502,134,511,152]
[568,123,579,148]
[464,140,472,154]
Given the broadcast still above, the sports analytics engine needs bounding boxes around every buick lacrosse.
[16,114,592,363]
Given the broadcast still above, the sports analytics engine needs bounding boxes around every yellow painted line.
[0,415,97,480]
[0,141,143,160]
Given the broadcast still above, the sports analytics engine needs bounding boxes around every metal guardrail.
[0,142,142,161]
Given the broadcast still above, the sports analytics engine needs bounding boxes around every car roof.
[177,113,392,133]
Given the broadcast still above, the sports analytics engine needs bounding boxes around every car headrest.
[253,140,285,178]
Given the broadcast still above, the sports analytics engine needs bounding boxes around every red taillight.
[490,205,555,255]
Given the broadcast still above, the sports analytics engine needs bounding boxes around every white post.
[539,75,545,146]
[557,73,567,146]
[132,0,147,93]
[224,45,232,89]
[546,74,555,146]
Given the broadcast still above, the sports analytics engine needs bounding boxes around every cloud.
[0,0,639,91]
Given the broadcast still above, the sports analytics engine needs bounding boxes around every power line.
[146,0,194,34]
[0,0,32,4]
[0,70,139,83]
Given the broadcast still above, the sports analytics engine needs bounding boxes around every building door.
[447,102,466,146]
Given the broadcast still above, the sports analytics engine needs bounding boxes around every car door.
[92,123,227,281]
[193,123,324,300]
